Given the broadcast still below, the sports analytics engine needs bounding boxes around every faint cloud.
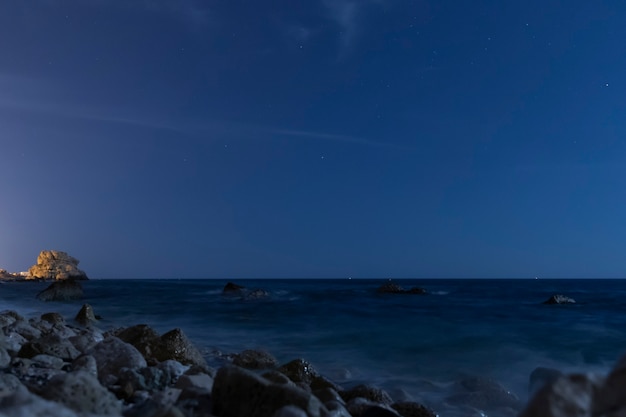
[266,128,411,150]
[322,0,390,49]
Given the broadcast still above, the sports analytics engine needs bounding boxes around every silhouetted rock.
[223,282,245,293]
[543,294,576,305]
[529,367,563,395]
[36,280,84,301]
[233,349,278,370]
[376,282,427,295]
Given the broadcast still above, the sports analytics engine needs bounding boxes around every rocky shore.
[1,304,625,417]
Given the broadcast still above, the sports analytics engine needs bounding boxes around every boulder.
[212,365,327,417]
[74,303,98,326]
[36,280,84,301]
[114,324,161,359]
[28,250,88,280]
[153,328,207,368]
[391,402,437,417]
[529,367,564,395]
[543,294,576,305]
[88,337,147,386]
[41,312,66,325]
[340,384,393,405]
[376,282,427,295]
[519,373,603,417]
[18,333,81,361]
[233,349,279,370]
[41,371,122,416]
[278,359,320,386]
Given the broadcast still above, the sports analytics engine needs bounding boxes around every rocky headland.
[0,250,88,282]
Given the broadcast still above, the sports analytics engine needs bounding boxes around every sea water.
[2,278,626,411]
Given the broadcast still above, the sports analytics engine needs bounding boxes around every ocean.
[2,278,625,414]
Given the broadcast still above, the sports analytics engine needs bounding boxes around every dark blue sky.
[1,0,625,278]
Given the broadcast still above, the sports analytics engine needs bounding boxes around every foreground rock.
[36,279,84,301]
[376,282,427,295]
[543,294,576,305]
[28,250,88,280]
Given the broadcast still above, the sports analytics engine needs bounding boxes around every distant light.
[605,83,609,87]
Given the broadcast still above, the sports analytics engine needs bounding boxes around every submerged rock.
[36,280,84,301]
[529,367,564,395]
[223,282,245,294]
[543,294,576,305]
[28,250,88,280]
[376,282,427,295]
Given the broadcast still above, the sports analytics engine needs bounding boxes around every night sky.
[1,1,625,278]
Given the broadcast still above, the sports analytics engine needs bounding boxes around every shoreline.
[1,304,623,417]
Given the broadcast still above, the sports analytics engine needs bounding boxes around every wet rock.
[346,398,399,417]
[41,370,122,415]
[519,373,603,417]
[212,365,327,417]
[88,336,147,386]
[153,328,207,368]
[278,359,320,385]
[233,349,279,369]
[28,250,88,280]
[529,367,564,395]
[341,384,393,405]
[543,294,576,305]
[264,370,297,385]
[595,353,626,415]
[391,401,437,417]
[41,312,65,325]
[36,279,84,301]
[245,289,271,300]
[376,283,427,295]
[114,324,161,360]
[74,303,98,326]
[223,282,245,293]
[18,333,81,361]
[0,310,24,327]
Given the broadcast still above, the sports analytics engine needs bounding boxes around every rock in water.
[223,282,245,294]
[75,304,98,326]
[36,280,84,301]
[543,294,576,305]
[28,250,88,280]
[376,282,427,295]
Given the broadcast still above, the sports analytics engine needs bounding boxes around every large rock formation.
[28,250,88,280]
[36,280,84,302]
